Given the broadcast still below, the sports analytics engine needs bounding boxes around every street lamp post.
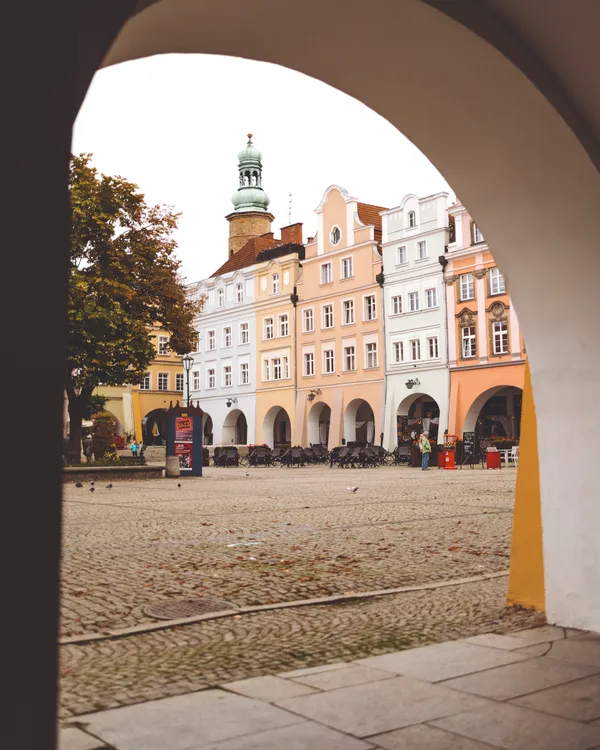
[182,354,194,407]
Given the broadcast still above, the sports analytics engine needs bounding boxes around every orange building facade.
[445,201,526,444]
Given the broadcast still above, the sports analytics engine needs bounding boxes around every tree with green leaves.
[66,154,199,458]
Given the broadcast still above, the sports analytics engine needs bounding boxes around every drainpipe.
[439,252,451,436]
[375,264,386,446]
[290,282,299,444]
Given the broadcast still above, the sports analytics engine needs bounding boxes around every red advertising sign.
[174,441,192,469]
[175,417,193,442]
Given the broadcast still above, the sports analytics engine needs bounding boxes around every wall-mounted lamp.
[306,388,322,402]
[225,397,238,408]
[405,378,420,390]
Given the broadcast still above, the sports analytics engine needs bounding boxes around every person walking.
[82,433,93,463]
[130,439,139,458]
[419,431,431,470]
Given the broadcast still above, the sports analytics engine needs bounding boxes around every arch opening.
[397,393,441,443]
[344,398,375,446]
[307,401,331,447]
[202,412,214,445]
[464,385,523,441]
[262,406,291,448]
[141,408,168,445]
[222,408,248,445]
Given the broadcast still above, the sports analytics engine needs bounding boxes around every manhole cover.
[144,598,234,620]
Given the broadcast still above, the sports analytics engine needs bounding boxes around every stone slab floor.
[61,627,600,749]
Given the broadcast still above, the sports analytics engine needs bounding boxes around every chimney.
[280,222,303,245]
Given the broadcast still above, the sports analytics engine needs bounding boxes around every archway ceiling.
[105,0,600,169]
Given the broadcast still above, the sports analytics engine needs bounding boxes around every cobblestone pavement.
[61,466,516,637]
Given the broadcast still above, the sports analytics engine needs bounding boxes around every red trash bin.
[443,449,457,470]
[486,449,502,469]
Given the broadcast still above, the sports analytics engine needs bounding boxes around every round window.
[330,226,341,245]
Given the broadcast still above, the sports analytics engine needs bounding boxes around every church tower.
[226,134,275,257]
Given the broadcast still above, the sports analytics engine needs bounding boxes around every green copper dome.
[231,134,270,213]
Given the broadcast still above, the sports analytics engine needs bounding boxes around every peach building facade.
[293,186,386,449]
[445,201,526,444]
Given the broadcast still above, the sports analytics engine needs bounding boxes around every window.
[344,345,356,371]
[217,289,225,307]
[158,336,169,355]
[323,349,335,374]
[236,283,244,302]
[304,352,315,376]
[323,304,334,329]
[364,295,377,320]
[192,371,200,390]
[239,322,249,344]
[223,365,232,387]
[263,360,270,381]
[283,356,290,379]
[343,299,355,325]
[417,240,428,260]
[397,246,407,265]
[303,308,314,332]
[489,267,506,295]
[493,320,509,354]
[330,226,341,245]
[207,368,216,389]
[140,373,151,390]
[279,314,289,337]
[427,336,439,359]
[459,273,475,301]
[176,373,184,391]
[223,326,232,347]
[158,372,169,391]
[193,333,200,352]
[321,263,332,284]
[207,330,216,350]
[425,288,437,308]
[393,341,404,363]
[240,362,249,385]
[365,342,378,368]
[473,223,484,243]
[408,210,417,228]
[462,326,476,358]
[272,273,280,294]
[392,295,403,315]
[341,256,353,279]
[273,358,282,380]
[408,291,420,311]
[410,339,421,360]
[264,317,274,339]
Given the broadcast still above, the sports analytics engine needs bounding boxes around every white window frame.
[239,322,249,345]
[278,313,289,337]
[417,240,428,260]
[140,373,151,390]
[341,256,354,279]
[303,308,314,333]
[263,360,270,381]
[192,371,200,390]
[330,225,341,245]
[223,365,232,387]
[223,326,232,348]
[408,210,417,228]
[176,373,184,392]
[392,295,403,315]
[365,342,378,369]
[207,368,216,389]
[217,289,225,307]
[272,357,282,380]
[236,282,244,302]
[462,326,477,358]
[489,267,506,295]
[473,223,484,243]
[493,320,509,354]
[427,336,439,359]
[283,356,290,380]
[323,348,335,374]
[393,341,404,363]
[342,298,355,325]
[207,330,216,351]
[322,304,334,329]
[264,317,274,340]
[157,372,169,391]
[425,288,437,309]
[410,339,421,361]
[304,352,315,377]
[459,273,475,301]
[408,291,420,312]
[239,362,250,385]
[272,273,280,294]
[344,345,356,371]
[364,294,377,321]
[158,335,169,356]
[320,262,333,285]
[396,246,407,265]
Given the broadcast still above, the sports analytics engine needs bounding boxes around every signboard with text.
[166,403,204,477]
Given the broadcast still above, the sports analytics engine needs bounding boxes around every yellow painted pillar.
[131,389,142,443]
[507,362,545,611]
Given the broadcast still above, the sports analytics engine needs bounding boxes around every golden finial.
[247,133,253,141]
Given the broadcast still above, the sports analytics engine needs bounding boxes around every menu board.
[175,416,193,469]
[462,431,476,461]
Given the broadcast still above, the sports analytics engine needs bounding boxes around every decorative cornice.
[474,269,487,279]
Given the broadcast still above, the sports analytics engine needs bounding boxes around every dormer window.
[217,289,225,307]
[236,283,244,303]
[272,273,280,294]
[330,226,341,245]
[408,211,417,228]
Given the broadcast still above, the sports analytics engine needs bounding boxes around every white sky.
[73,54,452,283]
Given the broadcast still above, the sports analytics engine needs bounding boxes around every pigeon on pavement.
[89,487,95,492]
[75,482,83,488]
[347,486,358,493]
[105,483,113,489]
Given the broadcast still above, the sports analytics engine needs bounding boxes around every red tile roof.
[211,235,281,277]
[357,202,387,231]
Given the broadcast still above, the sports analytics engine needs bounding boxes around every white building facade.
[187,269,257,447]
[381,192,451,451]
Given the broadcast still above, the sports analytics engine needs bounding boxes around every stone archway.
[202,412,214,446]
[397,392,441,443]
[344,399,375,445]
[222,408,248,445]
[307,401,331,447]
[141,408,168,446]
[464,386,523,440]
[262,406,291,448]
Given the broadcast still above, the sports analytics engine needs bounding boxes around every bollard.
[165,455,181,478]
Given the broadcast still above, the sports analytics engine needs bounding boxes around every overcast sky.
[73,54,452,283]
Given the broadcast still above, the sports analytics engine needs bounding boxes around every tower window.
[330,226,341,245]
[408,211,417,228]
